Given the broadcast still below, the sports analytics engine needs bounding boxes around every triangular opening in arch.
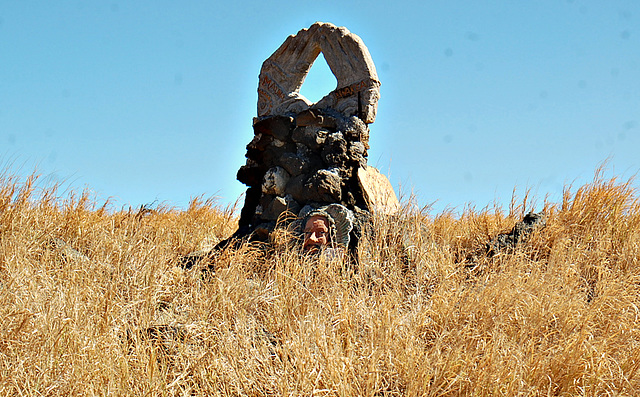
[299,52,337,104]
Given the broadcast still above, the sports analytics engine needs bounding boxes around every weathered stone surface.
[292,126,328,150]
[262,166,290,196]
[348,141,366,165]
[285,174,308,202]
[339,116,370,149]
[488,212,547,256]
[262,195,301,221]
[246,133,273,151]
[357,166,400,214]
[237,163,265,187]
[279,152,309,176]
[305,169,342,202]
[321,132,348,167]
[253,116,294,140]
[295,109,323,127]
[257,22,380,123]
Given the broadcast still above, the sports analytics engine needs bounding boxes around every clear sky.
[1,1,638,215]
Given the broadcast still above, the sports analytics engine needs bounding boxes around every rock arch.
[257,22,380,124]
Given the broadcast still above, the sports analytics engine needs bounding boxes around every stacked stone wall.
[230,22,396,241]
[237,109,371,236]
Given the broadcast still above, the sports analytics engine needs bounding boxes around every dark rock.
[237,164,266,187]
[262,145,288,166]
[340,116,370,149]
[304,169,342,202]
[286,174,308,202]
[238,187,262,227]
[254,116,294,141]
[279,152,308,176]
[321,132,348,167]
[245,148,265,163]
[292,126,328,150]
[263,195,301,221]
[295,109,322,127]
[253,222,275,242]
[487,211,547,256]
[246,133,273,151]
[284,194,301,215]
[261,196,282,221]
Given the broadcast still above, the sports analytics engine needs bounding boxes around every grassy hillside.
[1,170,639,396]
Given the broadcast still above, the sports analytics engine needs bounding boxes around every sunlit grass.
[1,168,639,396]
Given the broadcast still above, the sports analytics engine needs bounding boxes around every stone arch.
[257,22,380,124]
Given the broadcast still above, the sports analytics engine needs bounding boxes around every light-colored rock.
[258,22,380,123]
[357,166,400,214]
[262,166,290,196]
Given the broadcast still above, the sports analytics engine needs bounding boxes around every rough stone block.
[237,164,265,187]
[279,152,308,176]
[262,166,290,196]
[286,174,308,202]
[291,126,328,151]
[253,116,294,141]
[305,169,342,202]
[321,132,348,167]
[357,166,400,214]
[246,133,273,151]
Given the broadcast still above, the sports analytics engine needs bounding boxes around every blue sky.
[1,1,638,214]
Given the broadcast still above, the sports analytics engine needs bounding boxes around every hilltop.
[1,169,639,395]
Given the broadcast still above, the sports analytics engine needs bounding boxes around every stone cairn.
[231,22,398,244]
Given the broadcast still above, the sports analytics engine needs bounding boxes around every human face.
[303,215,330,252]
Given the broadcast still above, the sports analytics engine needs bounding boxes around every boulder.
[357,166,400,214]
[305,169,342,202]
[262,166,290,196]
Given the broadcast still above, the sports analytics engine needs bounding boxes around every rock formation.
[232,22,398,242]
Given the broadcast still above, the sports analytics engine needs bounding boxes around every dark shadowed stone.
[340,116,370,149]
[238,187,262,228]
[305,169,342,202]
[262,166,290,196]
[280,152,308,176]
[321,132,348,167]
[292,126,328,151]
[253,116,294,141]
[261,196,280,220]
[295,109,322,127]
[263,195,301,221]
[284,194,301,215]
[487,211,547,256]
[237,164,266,187]
[253,222,276,241]
[245,148,264,163]
[286,174,308,202]
[262,144,291,166]
[259,194,274,214]
[246,133,273,151]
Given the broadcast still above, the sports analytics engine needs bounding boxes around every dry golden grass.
[1,169,639,396]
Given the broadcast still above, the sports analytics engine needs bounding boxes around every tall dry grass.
[1,169,639,396]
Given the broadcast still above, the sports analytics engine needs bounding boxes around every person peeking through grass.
[298,204,355,261]
[181,203,364,271]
